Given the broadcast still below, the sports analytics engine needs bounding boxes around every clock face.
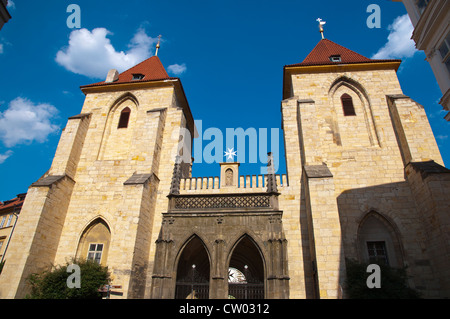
[228,267,247,283]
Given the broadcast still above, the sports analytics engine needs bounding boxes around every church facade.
[0,38,449,299]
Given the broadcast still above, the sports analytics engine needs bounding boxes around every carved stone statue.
[225,168,233,186]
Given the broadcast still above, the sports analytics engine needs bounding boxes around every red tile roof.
[0,193,26,212]
[81,56,175,88]
[285,39,401,67]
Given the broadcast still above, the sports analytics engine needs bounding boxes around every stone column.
[0,113,91,299]
[0,176,75,298]
[405,161,450,298]
[210,238,227,299]
[303,165,346,299]
[266,214,290,299]
[118,173,159,299]
[387,94,443,166]
[150,217,175,299]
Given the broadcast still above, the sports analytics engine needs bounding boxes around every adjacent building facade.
[0,37,449,299]
[0,193,25,265]
[393,0,450,121]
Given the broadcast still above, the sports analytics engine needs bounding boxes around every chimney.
[105,69,119,83]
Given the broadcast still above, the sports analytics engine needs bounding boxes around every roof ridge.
[122,55,168,76]
[286,38,401,68]
[81,55,170,88]
[118,55,157,75]
[321,38,370,60]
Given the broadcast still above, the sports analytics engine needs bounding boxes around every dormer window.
[330,55,342,63]
[132,73,145,81]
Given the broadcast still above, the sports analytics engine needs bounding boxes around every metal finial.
[316,18,326,39]
[266,152,278,193]
[155,35,162,56]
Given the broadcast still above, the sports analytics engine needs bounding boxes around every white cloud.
[56,27,157,79]
[7,1,15,10]
[0,38,11,54]
[436,135,448,140]
[0,97,59,147]
[0,150,13,164]
[167,63,187,75]
[372,14,418,59]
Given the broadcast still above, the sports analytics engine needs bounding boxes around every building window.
[367,241,389,266]
[5,214,13,227]
[0,216,6,228]
[341,93,356,116]
[132,73,145,81]
[87,243,103,264]
[330,55,342,63]
[438,33,450,74]
[117,107,131,129]
[415,0,430,14]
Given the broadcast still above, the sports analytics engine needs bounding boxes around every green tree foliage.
[26,258,110,299]
[345,258,421,299]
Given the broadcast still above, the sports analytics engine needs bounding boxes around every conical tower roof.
[282,38,402,99]
[81,55,174,88]
[286,38,399,67]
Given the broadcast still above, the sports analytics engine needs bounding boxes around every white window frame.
[5,214,13,227]
[87,243,104,264]
[330,55,342,63]
[0,216,6,228]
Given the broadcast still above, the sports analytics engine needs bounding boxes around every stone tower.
[1,37,449,299]
[0,56,195,298]
[281,38,450,298]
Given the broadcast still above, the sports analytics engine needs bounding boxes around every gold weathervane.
[155,35,162,56]
[316,18,326,39]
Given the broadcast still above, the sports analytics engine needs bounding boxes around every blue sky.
[0,0,448,201]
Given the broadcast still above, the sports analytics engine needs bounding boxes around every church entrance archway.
[228,235,265,299]
[175,235,210,299]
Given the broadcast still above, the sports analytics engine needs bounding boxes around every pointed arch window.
[118,107,131,128]
[357,212,404,268]
[341,93,356,116]
[76,219,111,266]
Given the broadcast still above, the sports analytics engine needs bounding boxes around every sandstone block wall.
[283,64,449,298]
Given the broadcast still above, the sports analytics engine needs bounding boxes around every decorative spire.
[155,35,162,56]
[266,152,278,193]
[316,18,326,39]
[169,155,182,195]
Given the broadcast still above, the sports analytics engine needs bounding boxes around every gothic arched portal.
[227,235,265,299]
[174,235,211,299]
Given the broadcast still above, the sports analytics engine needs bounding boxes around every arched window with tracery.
[76,218,111,266]
[341,93,356,116]
[117,107,131,128]
[357,212,404,268]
